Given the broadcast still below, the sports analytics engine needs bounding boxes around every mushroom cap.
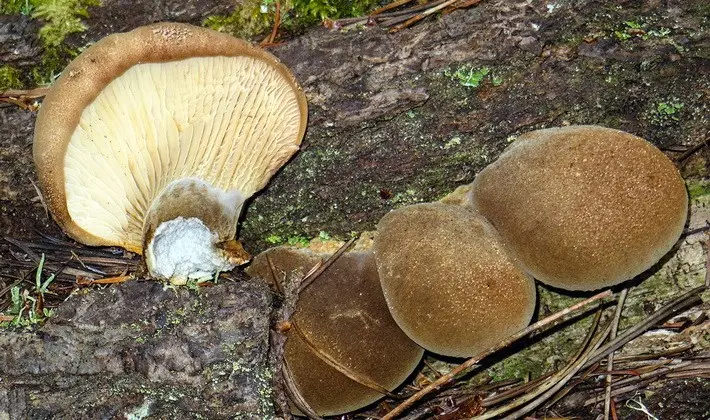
[470,125,688,291]
[33,22,308,253]
[373,202,537,358]
[247,246,423,416]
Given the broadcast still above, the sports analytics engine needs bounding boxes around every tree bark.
[0,279,274,419]
[1,0,709,418]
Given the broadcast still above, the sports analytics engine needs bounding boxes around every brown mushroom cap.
[33,22,307,254]
[373,202,537,358]
[247,246,423,416]
[470,125,688,291]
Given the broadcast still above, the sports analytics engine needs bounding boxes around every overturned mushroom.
[470,125,688,291]
[247,245,423,416]
[373,203,537,358]
[33,22,307,283]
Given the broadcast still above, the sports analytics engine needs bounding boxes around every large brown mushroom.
[33,22,307,283]
[247,245,424,416]
[373,202,537,358]
[470,125,688,291]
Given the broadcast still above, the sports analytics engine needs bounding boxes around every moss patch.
[1,0,100,86]
[202,0,381,40]
[0,65,24,91]
[0,0,33,14]
[31,0,100,85]
[687,179,710,201]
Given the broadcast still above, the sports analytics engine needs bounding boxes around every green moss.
[687,180,710,201]
[0,0,33,14]
[31,48,69,86]
[12,0,101,86]
[32,0,99,47]
[202,0,273,40]
[0,65,23,91]
[261,231,333,248]
[647,100,685,126]
[443,65,501,89]
[202,0,380,40]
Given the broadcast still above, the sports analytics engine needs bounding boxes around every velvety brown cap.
[471,125,688,291]
[247,247,423,416]
[373,202,537,358]
[33,22,308,253]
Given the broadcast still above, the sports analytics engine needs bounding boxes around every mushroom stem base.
[145,216,237,284]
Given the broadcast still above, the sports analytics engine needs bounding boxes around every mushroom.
[247,245,423,416]
[470,125,688,291]
[373,202,537,358]
[33,23,307,283]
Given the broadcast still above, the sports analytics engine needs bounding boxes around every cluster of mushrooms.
[32,23,688,416]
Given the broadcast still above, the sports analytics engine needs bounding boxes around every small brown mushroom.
[33,23,307,283]
[373,202,537,358]
[470,125,688,291]
[247,246,423,416]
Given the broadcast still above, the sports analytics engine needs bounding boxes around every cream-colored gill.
[63,55,303,250]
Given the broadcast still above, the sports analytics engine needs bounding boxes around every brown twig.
[390,0,460,32]
[583,361,695,406]
[604,288,628,420]
[675,137,709,164]
[282,358,323,419]
[268,259,311,419]
[370,0,415,16]
[260,0,282,46]
[291,321,401,398]
[612,343,694,362]
[380,290,612,419]
[482,372,554,407]
[332,0,481,30]
[377,0,449,28]
[583,286,706,369]
[0,87,49,110]
[76,275,132,285]
[333,0,446,28]
[422,359,444,379]
[269,239,356,418]
[542,311,604,410]
[298,237,356,293]
[493,322,613,419]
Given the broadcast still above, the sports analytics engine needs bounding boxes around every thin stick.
[478,312,604,419]
[260,0,282,46]
[370,0,415,16]
[390,0,459,32]
[380,290,612,419]
[675,137,709,163]
[334,0,447,27]
[298,237,356,293]
[584,286,706,369]
[272,238,355,416]
[265,254,285,296]
[482,373,554,407]
[422,359,443,379]
[605,288,629,420]
[291,321,400,398]
[583,362,694,406]
[0,87,49,110]
[282,359,323,419]
[499,323,613,419]
[542,311,604,410]
[681,224,710,238]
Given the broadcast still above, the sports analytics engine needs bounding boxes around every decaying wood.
[1,0,709,418]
